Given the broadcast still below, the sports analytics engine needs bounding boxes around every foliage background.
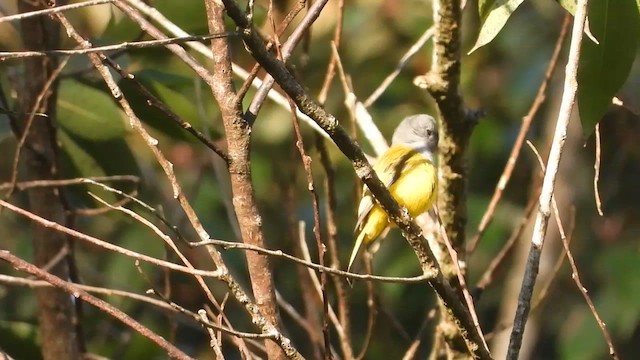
[1,0,639,359]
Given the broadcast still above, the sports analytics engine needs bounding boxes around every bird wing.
[354,146,416,232]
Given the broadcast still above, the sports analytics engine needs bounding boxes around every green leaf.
[557,0,576,15]
[58,129,139,207]
[58,79,129,141]
[577,0,640,135]
[469,0,525,54]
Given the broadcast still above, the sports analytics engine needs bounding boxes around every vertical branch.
[203,2,287,359]
[415,0,469,256]
[506,1,589,359]
[288,100,331,358]
[13,2,80,359]
[316,135,354,360]
[414,0,476,358]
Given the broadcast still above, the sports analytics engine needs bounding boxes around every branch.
[0,251,192,360]
[219,1,492,358]
[506,1,589,358]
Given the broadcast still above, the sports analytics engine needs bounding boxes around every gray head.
[391,114,439,161]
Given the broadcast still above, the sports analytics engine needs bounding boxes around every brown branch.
[12,3,80,357]
[219,1,492,358]
[0,33,236,61]
[316,134,355,359]
[244,0,330,124]
[474,186,541,291]
[0,198,221,277]
[0,251,192,360]
[287,94,331,358]
[527,140,618,359]
[236,0,307,102]
[317,0,345,105]
[0,175,138,192]
[194,238,434,284]
[45,2,299,356]
[0,0,112,24]
[203,2,295,359]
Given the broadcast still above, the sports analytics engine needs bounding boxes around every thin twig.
[474,189,540,291]
[0,199,221,277]
[286,92,331,359]
[593,123,604,215]
[122,0,329,138]
[506,2,589,358]
[527,140,618,359]
[467,14,571,254]
[0,0,112,24]
[193,238,435,284]
[401,309,437,360]
[363,26,435,108]
[221,0,492,356]
[0,251,192,360]
[317,0,345,105]
[7,56,70,198]
[244,0,329,124]
[0,33,236,61]
[0,175,139,192]
[316,134,355,359]
[355,255,377,360]
[51,4,300,356]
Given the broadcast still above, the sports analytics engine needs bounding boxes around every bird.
[347,114,439,274]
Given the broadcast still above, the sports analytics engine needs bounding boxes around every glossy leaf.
[557,0,576,14]
[58,79,129,141]
[577,0,640,135]
[58,129,139,207]
[469,0,525,53]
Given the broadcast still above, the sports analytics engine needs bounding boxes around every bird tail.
[347,231,367,275]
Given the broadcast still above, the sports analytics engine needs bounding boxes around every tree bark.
[204,2,286,359]
[15,1,81,359]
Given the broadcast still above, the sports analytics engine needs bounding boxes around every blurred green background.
[1,0,639,359]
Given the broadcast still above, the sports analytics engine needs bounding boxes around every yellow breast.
[358,146,437,245]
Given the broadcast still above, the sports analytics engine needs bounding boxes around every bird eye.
[427,130,432,136]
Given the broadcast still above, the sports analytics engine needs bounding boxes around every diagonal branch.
[219,1,492,358]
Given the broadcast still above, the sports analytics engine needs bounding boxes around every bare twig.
[0,33,235,61]
[506,2,589,358]
[203,2,295,358]
[193,238,434,284]
[527,140,618,359]
[244,0,329,124]
[317,0,345,105]
[401,309,437,360]
[593,123,604,215]
[0,251,192,360]
[467,14,571,254]
[316,134,355,359]
[220,0,492,357]
[48,3,299,356]
[364,26,435,108]
[7,55,70,198]
[474,189,540,291]
[286,92,331,358]
[0,0,112,24]
[122,0,328,138]
[0,175,139,192]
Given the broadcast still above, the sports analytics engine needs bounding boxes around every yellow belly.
[359,153,437,245]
